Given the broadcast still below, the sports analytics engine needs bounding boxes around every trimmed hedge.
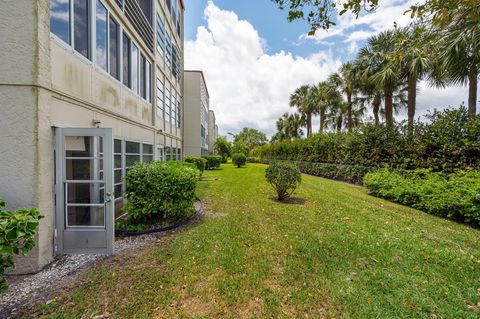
[202,155,222,170]
[232,153,247,168]
[266,162,302,200]
[247,157,261,163]
[364,169,480,225]
[184,156,207,175]
[259,108,480,173]
[123,161,198,225]
[266,160,372,184]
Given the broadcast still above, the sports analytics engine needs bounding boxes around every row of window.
[51,0,152,103]
[156,13,182,84]
[113,139,181,200]
[156,78,181,128]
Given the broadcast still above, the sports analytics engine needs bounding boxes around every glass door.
[55,128,114,254]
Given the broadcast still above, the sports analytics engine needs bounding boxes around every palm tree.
[437,8,480,119]
[273,112,305,141]
[290,85,315,136]
[329,62,357,132]
[325,101,349,132]
[356,30,403,128]
[394,26,434,133]
[308,82,340,133]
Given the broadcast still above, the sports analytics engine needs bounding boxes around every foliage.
[230,128,268,155]
[0,198,43,293]
[295,161,372,184]
[271,112,305,142]
[232,153,247,168]
[123,161,198,225]
[35,164,480,319]
[247,157,261,164]
[364,168,480,225]
[202,155,222,170]
[260,107,480,174]
[214,137,232,163]
[184,156,207,176]
[266,162,302,200]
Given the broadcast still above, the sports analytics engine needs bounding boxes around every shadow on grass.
[269,196,306,205]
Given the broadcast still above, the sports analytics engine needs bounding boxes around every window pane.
[137,0,152,25]
[74,0,90,59]
[51,0,70,44]
[126,141,140,153]
[66,159,103,180]
[126,155,140,166]
[114,155,122,168]
[140,54,146,99]
[143,155,153,163]
[114,184,123,199]
[95,0,107,70]
[114,169,122,183]
[131,43,139,93]
[109,18,120,79]
[122,33,131,87]
[146,61,151,102]
[156,78,164,118]
[114,139,122,153]
[143,144,153,154]
[67,182,105,204]
[67,206,105,227]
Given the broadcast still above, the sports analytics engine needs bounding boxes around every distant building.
[183,70,210,157]
[208,110,218,154]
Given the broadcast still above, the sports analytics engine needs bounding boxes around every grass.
[36,164,480,318]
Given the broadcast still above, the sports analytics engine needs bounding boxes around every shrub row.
[247,157,261,163]
[266,160,372,184]
[257,108,480,172]
[202,155,222,170]
[123,161,198,226]
[364,169,480,225]
[184,156,207,175]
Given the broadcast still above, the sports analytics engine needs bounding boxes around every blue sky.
[183,0,474,137]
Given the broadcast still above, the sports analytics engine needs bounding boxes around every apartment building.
[183,71,210,157]
[207,110,218,154]
[0,0,184,273]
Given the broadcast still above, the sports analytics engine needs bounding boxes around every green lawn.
[37,164,480,318]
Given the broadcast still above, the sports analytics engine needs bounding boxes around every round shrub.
[123,161,199,225]
[232,153,247,168]
[184,156,207,175]
[266,162,302,200]
[202,155,222,170]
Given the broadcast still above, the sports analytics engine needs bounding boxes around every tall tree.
[290,85,315,137]
[230,128,268,155]
[355,30,403,128]
[329,62,357,132]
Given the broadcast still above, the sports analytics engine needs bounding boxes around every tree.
[309,81,341,133]
[231,127,268,155]
[435,7,480,119]
[272,112,305,142]
[214,137,232,162]
[329,62,357,132]
[355,30,403,128]
[290,85,316,137]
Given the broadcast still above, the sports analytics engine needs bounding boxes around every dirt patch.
[270,196,306,205]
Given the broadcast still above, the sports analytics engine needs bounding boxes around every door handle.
[105,192,112,203]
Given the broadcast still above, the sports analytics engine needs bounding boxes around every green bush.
[364,169,480,225]
[247,157,261,163]
[232,153,247,168]
[202,155,222,170]
[123,161,198,225]
[265,162,302,200]
[184,156,207,175]
[260,107,480,173]
[0,198,43,292]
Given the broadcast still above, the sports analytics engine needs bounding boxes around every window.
[142,144,153,162]
[122,33,131,88]
[156,14,165,56]
[165,32,172,70]
[177,100,181,128]
[156,145,165,161]
[74,0,90,59]
[140,55,151,102]
[165,146,171,161]
[95,0,108,71]
[114,139,123,199]
[109,17,120,80]
[131,43,139,94]
[51,0,70,44]
[156,78,164,118]
[177,147,182,161]
[145,60,151,102]
[125,141,140,167]
[137,0,152,25]
[171,94,177,127]
[165,85,171,123]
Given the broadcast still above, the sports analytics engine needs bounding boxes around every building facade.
[0,0,184,273]
[183,71,210,157]
[207,110,218,154]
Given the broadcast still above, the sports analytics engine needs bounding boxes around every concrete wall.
[208,110,216,154]
[183,72,202,157]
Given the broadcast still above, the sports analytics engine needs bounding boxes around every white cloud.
[185,1,342,136]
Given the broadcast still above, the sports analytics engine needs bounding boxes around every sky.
[183,0,478,137]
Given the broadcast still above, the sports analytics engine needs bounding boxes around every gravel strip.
[0,201,203,318]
